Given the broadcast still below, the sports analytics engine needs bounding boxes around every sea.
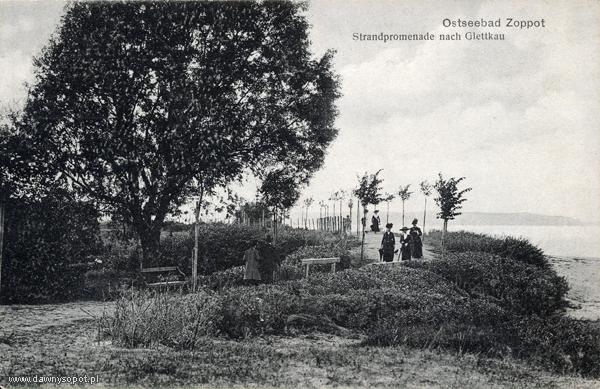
[446,224,600,259]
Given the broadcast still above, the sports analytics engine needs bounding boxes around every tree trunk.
[332,202,336,231]
[356,200,360,237]
[273,208,277,241]
[138,224,162,271]
[339,200,343,234]
[402,201,405,226]
[386,201,389,224]
[192,189,204,292]
[442,219,448,258]
[319,207,322,230]
[360,214,366,262]
[422,197,427,243]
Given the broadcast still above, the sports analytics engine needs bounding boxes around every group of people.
[242,235,282,284]
[379,218,423,262]
[243,218,423,283]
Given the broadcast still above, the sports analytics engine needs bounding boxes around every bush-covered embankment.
[101,230,600,378]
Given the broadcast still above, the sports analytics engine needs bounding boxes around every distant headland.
[383,211,587,226]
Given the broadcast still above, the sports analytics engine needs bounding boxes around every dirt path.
[361,231,436,264]
[0,300,114,337]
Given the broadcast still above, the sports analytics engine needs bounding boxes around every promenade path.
[359,230,436,264]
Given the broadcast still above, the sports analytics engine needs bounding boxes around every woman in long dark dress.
[380,223,395,262]
[399,226,411,261]
[409,218,423,259]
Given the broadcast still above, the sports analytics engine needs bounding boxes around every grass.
[100,256,600,378]
[3,227,600,387]
[2,312,600,388]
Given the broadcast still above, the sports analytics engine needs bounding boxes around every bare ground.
[1,307,599,388]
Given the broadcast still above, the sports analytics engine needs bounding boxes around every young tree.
[14,2,340,263]
[338,190,346,221]
[318,200,326,230]
[434,173,472,241]
[397,185,413,226]
[353,170,384,261]
[303,197,314,228]
[382,192,396,224]
[419,180,433,242]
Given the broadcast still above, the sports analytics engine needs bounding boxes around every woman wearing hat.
[380,223,396,262]
[409,219,423,259]
[399,226,412,261]
[371,210,381,232]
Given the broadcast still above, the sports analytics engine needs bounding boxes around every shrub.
[96,237,140,272]
[197,266,246,289]
[82,269,136,300]
[511,315,600,377]
[153,223,339,275]
[218,286,301,338]
[428,230,547,267]
[102,254,600,378]
[100,289,223,349]
[284,244,353,271]
[406,252,569,316]
[1,190,102,303]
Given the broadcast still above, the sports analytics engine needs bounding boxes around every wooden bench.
[301,257,340,278]
[141,266,188,288]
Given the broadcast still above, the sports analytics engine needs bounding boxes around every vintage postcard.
[1,0,599,388]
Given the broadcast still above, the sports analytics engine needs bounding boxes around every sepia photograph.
[1,0,599,387]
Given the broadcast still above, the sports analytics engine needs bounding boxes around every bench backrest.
[301,257,340,265]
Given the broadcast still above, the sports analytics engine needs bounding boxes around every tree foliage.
[420,180,432,197]
[382,192,396,203]
[434,173,472,222]
[235,201,271,223]
[258,168,301,211]
[397,185,412,202]
[353,170,384,207]
[14,1,340,259]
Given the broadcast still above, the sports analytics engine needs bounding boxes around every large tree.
[15,2,340,261]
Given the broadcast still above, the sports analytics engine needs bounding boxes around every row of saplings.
[101,231,600,378]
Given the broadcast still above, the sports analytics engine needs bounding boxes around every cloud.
[305,0,600,221]
[0,50,33,106]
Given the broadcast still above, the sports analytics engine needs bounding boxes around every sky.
[1,0,599,223]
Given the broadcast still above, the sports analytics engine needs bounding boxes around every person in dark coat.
[371,210,381,232]
[399,226,412,261]
[380,223,396,262]
[243,240,262,285]
[258,235,279,283]
[409,218,423,259]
